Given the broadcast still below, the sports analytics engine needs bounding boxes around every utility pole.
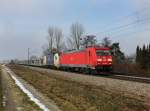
[28,48,30,64]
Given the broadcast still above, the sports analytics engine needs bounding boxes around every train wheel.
[84,68,91,74]
[88,69,91,74]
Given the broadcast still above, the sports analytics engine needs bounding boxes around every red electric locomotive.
[59,47,112,73]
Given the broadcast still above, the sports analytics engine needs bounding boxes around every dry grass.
[1,65,42,111]
[13,87,42,111]
[8,65,150,111]
[0,66,3,111]
[113,63,150,77]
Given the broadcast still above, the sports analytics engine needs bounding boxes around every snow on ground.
[4,66,50,111]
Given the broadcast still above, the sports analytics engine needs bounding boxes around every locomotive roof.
[62,47,110,54]
[90,45,110,49]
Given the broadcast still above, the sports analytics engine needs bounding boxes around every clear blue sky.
[0,0,150,60]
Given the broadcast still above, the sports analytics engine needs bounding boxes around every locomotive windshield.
[96,50,111,56]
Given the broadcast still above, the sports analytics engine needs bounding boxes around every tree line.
[43,22,125,63]
[101,37,125,63]
[136,44,150,69]
[43,22,84,55]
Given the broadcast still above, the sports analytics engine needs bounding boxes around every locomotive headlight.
[107,58,112,62]
[97,59,102,62]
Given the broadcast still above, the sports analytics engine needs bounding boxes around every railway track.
[106,72,150,84]
[20,64,150,84]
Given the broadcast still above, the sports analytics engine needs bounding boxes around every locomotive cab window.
[96,50,111,56]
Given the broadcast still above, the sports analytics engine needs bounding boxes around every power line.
[108,20,150,38]
[98,16,150,36]
[97,6,150,35]
[112,26,150,39]
[122,6,150,19]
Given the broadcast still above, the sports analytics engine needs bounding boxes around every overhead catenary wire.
[102,17,150,36]
[99,16,150,35]
[96,6,150,36]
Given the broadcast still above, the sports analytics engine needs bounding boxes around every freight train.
[20,46,113,73]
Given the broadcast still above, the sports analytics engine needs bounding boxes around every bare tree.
[59,41,67,52]
[42,44,49,55]
[101,37,111,47]
[70,22,85,50]
[47,27,54,52]
[54,27,63,52]
[66,37,76,50]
